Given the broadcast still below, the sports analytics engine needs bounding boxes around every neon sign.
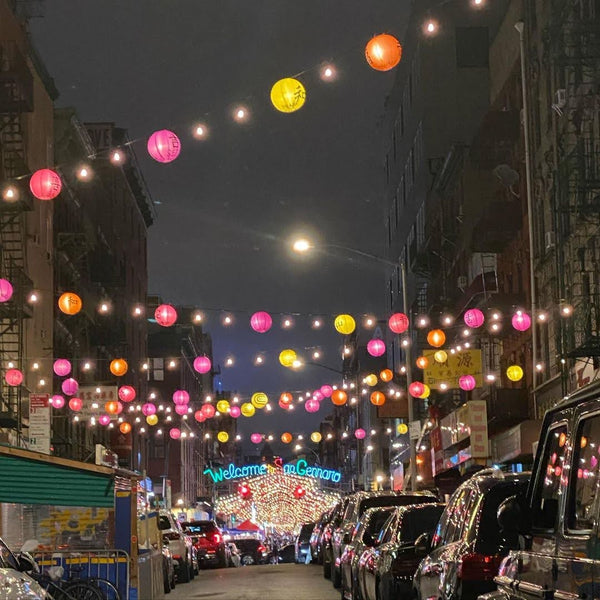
[203,459,341,484]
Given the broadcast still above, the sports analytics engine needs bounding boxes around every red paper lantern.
[169,427,181,440]
[118,385,136,403]
[389,312,409,334]
[68,397,83,411]
[175,404,188,415]
[29,168,62,200]
[459,375,477,391]
[250,311,273,333]
[365,34,403,71]
[5,368,23,386]
[408,381,425,398]
[147,130,181,163]
[155,304,177,327]
[293,485,306,499]
[279,392,293,406]
[367,338,386,357]
[193,356,211,374]
[201,403,215,419]
[0,279,13,303]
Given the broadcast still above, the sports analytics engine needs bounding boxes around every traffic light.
[238,483,252,500]
[293,485,306,499]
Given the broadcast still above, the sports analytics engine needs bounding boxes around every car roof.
[459,470,530,494]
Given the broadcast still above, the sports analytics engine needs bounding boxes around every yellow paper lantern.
[370,391,386,406]
[416,356,430,369]
[58,292,82,315]
[427,329,446,348]
[506,365,524,382]
[419,384,431,399]
[241,402,256,417]
[434,350,448,363]
[146,414,158,426]
[251,392,269,409]
[217,431,229,443]
[380,369,393,382]
[216,400,230,413]
[281,432,293,444]
[279,349,297,367]
[311,431,322,443]
[397,423,409,435]
[334,314,356,335]
[364,373,378,387]
[110,358,128,377]
[270,77,306,113]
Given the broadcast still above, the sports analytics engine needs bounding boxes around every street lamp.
[291,237,417,491]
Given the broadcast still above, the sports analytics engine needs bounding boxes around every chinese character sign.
[422,349,483,389]
[78,386,118,420]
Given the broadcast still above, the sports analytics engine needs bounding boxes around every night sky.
[30,1,408,441]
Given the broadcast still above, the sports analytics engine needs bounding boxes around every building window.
[455,27,489,68]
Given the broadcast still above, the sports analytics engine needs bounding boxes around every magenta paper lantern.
[194,410,206,422]
[50,395,65,409]
[458,375,477,391]
[61,378,79,396]
[389,312,409,334]
[320,385,333,398]
[118,385,136,403]
[250,311,273,333]
[0,279,13,303]
[169,427,181,440]
[172,390,190,405]
[29,168,62,200]
[98,414,111,426]
[313,390,324,402]
[147,129,181,163]
[5,368,23,386]
[512,311,532,332]
[305,399,320,413]
[367,339,386,357]
[193,356,212,374]
[408,381,425,398]
[155,304,177,327]
[250,433,263,444]
[201,403,216,419]
[53,359,71,377]
[69,397,83,411]
[464,308,485,329]
[142,403,157,416]
[229,405,241,418]
[354,428,366,440]
[175,404,188,415]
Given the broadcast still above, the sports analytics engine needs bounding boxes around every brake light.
[164,532,180,541]
[213,533,222,544]
[258,545,266,553]
[458,553,503,581]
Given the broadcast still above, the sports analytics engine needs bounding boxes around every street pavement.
[169,563,340,599]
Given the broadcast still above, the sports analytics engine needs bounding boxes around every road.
[169,563,340,599]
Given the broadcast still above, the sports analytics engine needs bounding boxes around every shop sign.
[469,400,488,458]
[443,447,472,470]
[423,349,483,389]
[29,394,50,454]
[440,411,458,449]
[78,386,118,420]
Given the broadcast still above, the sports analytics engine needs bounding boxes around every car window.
[0,538,19,570]
[365,509,394,539]
[343,499,356,522]
[432,488,472,547]
[158,515,172,530]
[183,522,216,534]
[378,513,398,545]
[532,423,568,530]
[299,524,315,541]
[400,505,445,543]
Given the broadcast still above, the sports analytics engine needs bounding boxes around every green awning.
[0,454,114,507]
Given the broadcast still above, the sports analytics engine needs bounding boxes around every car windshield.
[0,538,19,571]
[400,505,445,543]
[183,522,216,534]
[358,495,431,517]
[298,523,315,541]
[158,516,173,531]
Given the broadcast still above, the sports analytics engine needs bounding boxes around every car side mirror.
[17,552,37,574]
[498,495,530,536]
[414,532,431,557]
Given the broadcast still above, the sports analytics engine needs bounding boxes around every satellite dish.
[493,164,520,187]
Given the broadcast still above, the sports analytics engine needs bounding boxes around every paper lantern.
[364,374,378,387]
[507,365,524,382]
[68,397,83,411]
[99,414,111,426]
[419,384,431,399]
[173,390,190,405]
[370,391,386,406]
[146,414,158,426]
[281,432,293,444]
[311,431,322,443]
[250,433,262,444]
[58,292,82,315]
[416,356,429,369]
[334,314,356,335]
[459,375,477,391]
[201,403,216,419]
[427,329,446,348]
[110,358,128,376]
[279,392,293,406]
[217,431,229,443]
[380,369,393,382]
[0,279,13,303]
[270,77,306,113]
[155,304,177,327]
[389,312,409,334]
[320,385,333,398]
[331,390,347,406]
[194,410,205,423]
[305,399,320,413]
[118,385,136,403]
[354,428,366,440]
[5,368,23,386]
[229,405,241,418]
[193,356,212,374]
[365,33,402,71]
[241,403,255,417]
[216,399,230,413]
[464,308,485,329]
[397,423,408,435]
[105,400,123,415]
[311,391,323,402]
[50,394,65,409]
[409,382,425,398]
[119,422,132,434]
[434,350,448,364]
[367,339,386,357]
[29,168,62,200]
[279,349,297,367]
[147,129,181,163]
[61,378,78,396]
[169,427,181,440]
[250,311,273,333]
[175,404,188,416]
[512,312,532,332]
[53,359,71,377]
[142,403,156,416]
[251,392,268,409]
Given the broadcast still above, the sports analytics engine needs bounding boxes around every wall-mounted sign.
[423,349,483,389]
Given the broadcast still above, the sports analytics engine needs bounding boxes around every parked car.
[413,470,529,600]
[323,497,350,580]
[235,538,269,565]
[158,510,194,582]
[162,535,176,594]
[359,503,445,600]
[310,508,333,563]
[295,522,316,563]
[0,539,47,600]
[181,520,228,568]
[332,490,437,588]
[339,505,397,600]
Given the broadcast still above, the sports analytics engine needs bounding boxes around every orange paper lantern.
[110,358,128,376]
[119,422,132,434]
[365,34,403,71]
[58,292,82,315]
[380,369,393,382]
[281,432,293,444]
[416,356,430,369]
[331,390,347,406]
[370,391,386,406]
[427,329,446,348]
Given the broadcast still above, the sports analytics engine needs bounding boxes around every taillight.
[258,545,266,553]
[164,532,180,541]
[213,533,222,544]
[458,553,503,581]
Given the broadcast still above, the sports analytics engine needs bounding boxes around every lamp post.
[291,238,417,491]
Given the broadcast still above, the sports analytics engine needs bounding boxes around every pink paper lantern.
[61,378,79,396]
[175,404,188,415]
[155,304,177,327]
[68,397,83,411]
[118,385,136,403]
[201,403,216,419]
[142,403,157,416]
[354,428,366,440]
[459,375,477,391]
[408,381,425,398]
[229,405,241,418]
[50,394,65,409]
[194,410,206,422]
[193,356,212,374]
[98,414,111,426]
[5,368,23,387]
[389,312,409,334]
[250,433,263,444]
[464,308,485,329]
[169,427,181,440]
[29,168,62,200]
[250,311,273,333]
[320,385,333,398]
[313,390,324,402]
[367,338,386,357]
[147,129,181,163]
[512,311,532,332]
[172,390,190,405]
[53,359,72,377]
[305,399,320,413]
[0,279,13,303]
